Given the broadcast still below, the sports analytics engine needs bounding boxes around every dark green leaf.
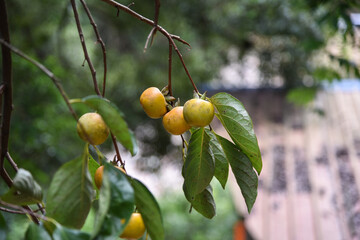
[129,178,164,240]
[0,213,7,240]
[93,162,134,239]
[183,184,216,219]
[211,92,262,174]
[82,95,138,156]
[1,169,43,205]
[46,147,94,229]
[207,129,229,189]
[53,225,90,240]
[183,128,215,199]
[216,135,258,213]
[25,222,51,240]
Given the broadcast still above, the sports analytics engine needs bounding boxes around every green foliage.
[211,93,262,174]
[208,130,229,189]
[25,222,52,240]
[287,87,318,106]
[80,96,138,156]
[215,135,258,213]
[161,185,237,240]
[183,128,215,199]
[0,213,7,240]
[1,169,43,205]
[93,162,134,239]
[183,185,216,219]
[129,178,165,240]
[46,146,93,229]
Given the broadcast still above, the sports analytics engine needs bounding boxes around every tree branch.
[0,39,79,122]
[101,0,199,93]
[168,43,173,96]
[0,0,13,174]
[79,0,108,97]
[70,0,101,96]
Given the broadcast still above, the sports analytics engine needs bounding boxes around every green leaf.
[93,162,134,239]
[129,178,164,240]
[81,95,138,156]
[46,147,94,229]
[286,87,317,106]
[216,135,258,213]
[183,184,216,219]
[211,92,262,174]
[25,222,51,240]
[53,225,90,240]
[0,213,7,240]
[1,169,43,205]
[183,128,215,199]
[207,129,229,189]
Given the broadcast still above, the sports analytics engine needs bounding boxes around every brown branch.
[0,200,48,223]
[168,43,173,96]
[101,0,199,93]
[0,39,79,122]
[0,0,13,175]
[0,206,26,215]
[70,0,101,96]
[111,133,124,166]
[144,27,156,52]
[79,0,108,97]
[5,152,18,171]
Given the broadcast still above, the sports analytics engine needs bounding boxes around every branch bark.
[70,0,101,96]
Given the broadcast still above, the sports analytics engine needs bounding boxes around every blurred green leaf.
[313,67,341,82]
[25,222,51,240]
[46,146,93,229]
[81,95,138,156]
[216,135,258,213]
[93,162,134,239]
[286,87,317,106]
[183,184,216,219]
[0,213,7,240]
[183,128,215,199]
[1,169,43,205]
[129,178,164,240]
[211,92,262,174]
[53,225,90,240]
[207,130,229,189]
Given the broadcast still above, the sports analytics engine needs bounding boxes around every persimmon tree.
[0,0,262,239]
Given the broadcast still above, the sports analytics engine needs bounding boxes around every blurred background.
[1,0,360,239]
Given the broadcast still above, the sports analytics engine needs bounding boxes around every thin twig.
[70,0,101,96]
[5,152,18,171]
[144,27,156,52]
[168,42,173,96]
[0,39,79,122]
[149,0,160,47]
[0,200,49,223]
[101,0,199,93]
[79,0,108,97]
[0,206,27,215]
[110,133,124,166]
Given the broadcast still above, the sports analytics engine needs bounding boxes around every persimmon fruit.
[140,87,167,119]
[183,99,215,127]
[94,165,126,189]
[120,213,146,239]
[77,112,109,145]
[162,106,190,135]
